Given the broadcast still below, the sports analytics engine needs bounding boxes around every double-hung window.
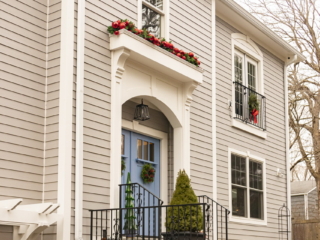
[141,0,166,38]
[231,34,266,136]
[230,150,266,224]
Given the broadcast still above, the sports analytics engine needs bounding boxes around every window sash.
[234,50,258,90]
[231,153,264,220]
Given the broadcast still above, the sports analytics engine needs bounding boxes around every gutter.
[75,0,85,239]
[219,0,305,62]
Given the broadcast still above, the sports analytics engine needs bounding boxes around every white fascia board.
[217,0,305,62]
[109,30,204,84]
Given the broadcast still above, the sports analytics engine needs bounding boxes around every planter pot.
[161,232,205,240]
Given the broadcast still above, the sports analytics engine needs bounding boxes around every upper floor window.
[141,0,167,39]
[231,34,267,137]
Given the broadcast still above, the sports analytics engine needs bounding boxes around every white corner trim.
[75,0,85,239]
[212,1,217,239]
[122,119,168,205]
[57,0,75,239]
[304,194,309,220]
[228,148,268,226]
[231,119,267,139]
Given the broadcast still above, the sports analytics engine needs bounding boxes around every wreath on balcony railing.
[107,19,201,67]
[140,163,155,183]
[248,93,259,124]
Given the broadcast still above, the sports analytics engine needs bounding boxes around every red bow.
[251,109,259,123]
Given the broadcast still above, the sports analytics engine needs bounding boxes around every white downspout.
[284,54,297,240]
[75,0,85,239]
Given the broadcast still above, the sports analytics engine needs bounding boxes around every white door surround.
[109,30,203,208]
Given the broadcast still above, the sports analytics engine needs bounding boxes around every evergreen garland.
[107,19,201,67]
[140,163,156,183]
[165,170,203,232]
[248,93,259,112]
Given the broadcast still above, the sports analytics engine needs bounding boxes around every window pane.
[121,134,124,155]
[145,0,163,10]
[249,160,263,190]
[234,54,243,84]
[142,5,161,38]
[231,154,246,186]
[232,186,246,217]
[248,62,256,91]
[137,139,142,159]
[234,54,243,117]
[143,141,148,160]
[150,142,154,162]
[250,190,263,219]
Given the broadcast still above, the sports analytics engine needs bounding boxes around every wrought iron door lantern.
[134,99,150,121]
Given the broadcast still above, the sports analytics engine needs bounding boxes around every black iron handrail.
[198,195,230,240]
[89,203,208,240]
[233,81,266,130]
[119,182,163,206]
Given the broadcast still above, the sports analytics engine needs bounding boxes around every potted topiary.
[248,93,259,124]
[162,170,203,240]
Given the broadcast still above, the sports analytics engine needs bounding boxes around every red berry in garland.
[117,20,121,23]
[114,31,119,35]
[180,50,185,55]
[188,52,194,57]
[197,60,201,65]
[177,53,181,58]
[182,56,186,60]
[119,22,126,29]
[112,21,119,29]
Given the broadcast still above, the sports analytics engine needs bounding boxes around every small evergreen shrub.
[165,170,203,232]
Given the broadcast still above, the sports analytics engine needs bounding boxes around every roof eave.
[217,0,306,63]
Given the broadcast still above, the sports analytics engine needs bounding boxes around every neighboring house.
[291,180,318,221]
[0,0,305,240]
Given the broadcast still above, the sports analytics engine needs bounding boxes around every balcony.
[233,82,266,131]
[89,183,230,240]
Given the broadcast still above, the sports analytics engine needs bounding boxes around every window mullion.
[246,156,250,218]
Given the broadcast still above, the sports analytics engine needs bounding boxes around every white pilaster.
[75,0,85,239]
[57,0,75,239]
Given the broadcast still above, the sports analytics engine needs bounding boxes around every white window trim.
[231,33,267,139]
[138,0,170,39]
[228,148,267,226]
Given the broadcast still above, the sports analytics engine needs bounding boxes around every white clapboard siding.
[216,17,287,239]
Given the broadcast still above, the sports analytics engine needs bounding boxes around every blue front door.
[121,129,160,199]
[121,129,161,236]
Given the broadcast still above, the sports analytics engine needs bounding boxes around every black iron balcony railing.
[234,82,266,130]
[89,183,230,240]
